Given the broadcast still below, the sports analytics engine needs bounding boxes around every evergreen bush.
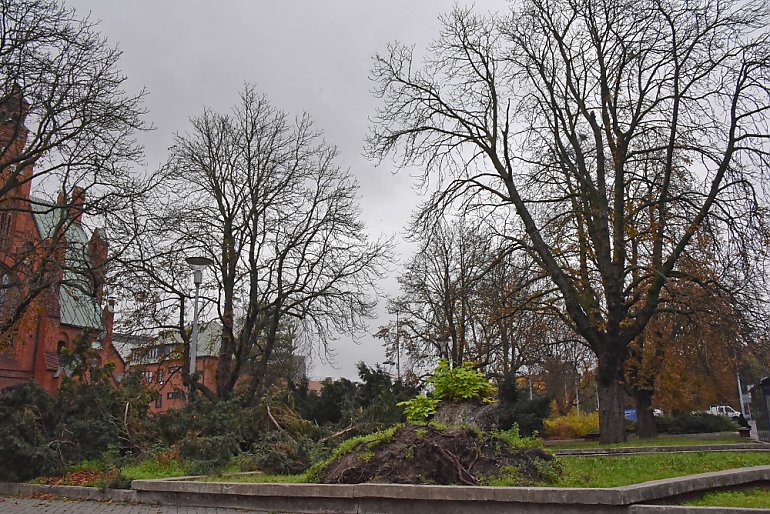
[496,373,551,436]
[656,412,739,434]
[0,383,61,481]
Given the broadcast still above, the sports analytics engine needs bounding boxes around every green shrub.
[430,359,496,402]
[0,373,161,482]
[656,412,738,434]
[250,433,321,475]
[397,396,440,423]
[0,383,62,481]
[179,434,241,475]
[544,412,600,439]
[153,398,263,451]
[496,372,551,436]
[491,426,547,450]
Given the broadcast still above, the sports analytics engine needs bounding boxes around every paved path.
[750,419,759,441]
[0,496,269,513]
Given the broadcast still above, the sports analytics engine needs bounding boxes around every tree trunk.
[597,357,627,444]
[634,389,657,438]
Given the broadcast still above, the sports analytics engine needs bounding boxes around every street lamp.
[384,312,402,381]
[186,255,213,400]
[395,309,400,382]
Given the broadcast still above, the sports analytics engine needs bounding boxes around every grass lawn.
[683,486,770,508]
[120,459,189,480]
[202,472,308,483]
[555,452,770,488]
[545,433,748,450]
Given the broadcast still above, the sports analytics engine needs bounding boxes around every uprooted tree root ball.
[312,425,560,486]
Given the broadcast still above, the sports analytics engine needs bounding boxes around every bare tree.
[367,0,770,442]
[390,217,490,368]
[476,243,557,378]
[0,0,148,342]
[387,214,559,381]
[117,85,390,402]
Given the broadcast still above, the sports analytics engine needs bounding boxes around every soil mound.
[315,425,557,485]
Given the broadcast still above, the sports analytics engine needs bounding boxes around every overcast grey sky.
[64,0,509,379]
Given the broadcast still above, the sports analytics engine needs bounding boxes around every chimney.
[0,84,30,150]
[70,186,85,224]
[88,228,108,300]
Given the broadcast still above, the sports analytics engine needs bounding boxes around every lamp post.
[383,310,401,381]
[186,255,213,400]
[395,309,400,382]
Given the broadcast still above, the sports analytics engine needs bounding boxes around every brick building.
[114,321,312,413]
[0,88,124,393]
[114,322,221,413]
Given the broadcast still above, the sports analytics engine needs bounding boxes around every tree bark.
[634,390,657,439]
[597,357,627,444]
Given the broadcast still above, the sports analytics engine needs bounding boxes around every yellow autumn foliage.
[544,412,600,439]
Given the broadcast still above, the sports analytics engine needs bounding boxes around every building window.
[157,370,164,384]
[167,390,184,400]
[154,397,162,409]
[168,365,182,375]
[0,202,13,248]
[142,370,153,384]
[0,268,17,322]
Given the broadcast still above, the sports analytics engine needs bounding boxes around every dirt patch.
[37,468,118,487]
[315,425,558,485]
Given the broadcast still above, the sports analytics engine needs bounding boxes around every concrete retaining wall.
[2,466,769,513]
[130,466,770,513]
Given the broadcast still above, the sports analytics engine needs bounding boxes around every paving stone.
[0,497,270,514]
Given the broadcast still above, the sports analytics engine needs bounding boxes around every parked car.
[706,405,741,419]
[625,408,662,420]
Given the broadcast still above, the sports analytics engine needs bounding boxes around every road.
[0,496,271,513]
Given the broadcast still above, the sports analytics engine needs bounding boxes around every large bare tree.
[118,85,390,402]
[367,0,770,442]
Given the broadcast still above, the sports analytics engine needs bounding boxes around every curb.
[0,482,138,503]
[555,443,770,456]
[2,466,769,513]
[129,466,770,513]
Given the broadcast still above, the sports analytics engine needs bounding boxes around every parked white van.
[706,405,741,419]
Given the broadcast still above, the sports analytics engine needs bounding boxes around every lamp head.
[186,256,214,271]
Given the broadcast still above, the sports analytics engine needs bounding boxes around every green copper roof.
[30,198,104,331]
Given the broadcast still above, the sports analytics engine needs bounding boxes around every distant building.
[0,87,124,393]
[114,321,221,413]
[115,320,310,413]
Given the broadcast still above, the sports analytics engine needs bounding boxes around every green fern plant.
[430,359,496,403]
[397,396,440,423]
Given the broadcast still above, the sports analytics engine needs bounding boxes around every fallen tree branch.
[321,424,359,444]
[266,404,297,444]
